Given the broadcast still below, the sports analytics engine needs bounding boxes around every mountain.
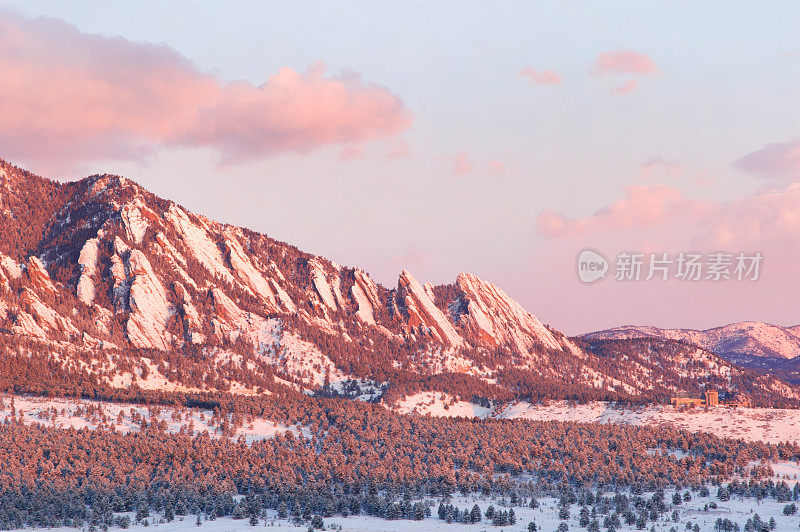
[0,158,797,406]
[584,322,800,362]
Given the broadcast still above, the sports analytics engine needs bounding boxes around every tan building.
[671,397,703,407]
[670,389,721,408]
[705,390,719,407]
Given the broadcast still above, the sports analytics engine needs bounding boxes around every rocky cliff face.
[0,158,796,405]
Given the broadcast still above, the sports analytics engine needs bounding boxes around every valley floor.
[24,493,800,532]
[496,400,800,445]
[391,392,800,445]
[5,392,800,531]
[0,393,308,442]
[7,392,800,447]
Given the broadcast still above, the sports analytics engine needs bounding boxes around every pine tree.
[135,504,150,523]
[470,504,481,523]
[277,502,288,519]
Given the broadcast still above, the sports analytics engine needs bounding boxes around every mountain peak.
[0,159,796,406]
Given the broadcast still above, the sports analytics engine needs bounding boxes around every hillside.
[585,322,800,360]
[0,158,797,407]
[585,323,800,385]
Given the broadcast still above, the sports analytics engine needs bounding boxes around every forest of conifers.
[0,380,798,530]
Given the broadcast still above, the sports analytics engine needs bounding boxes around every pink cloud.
[734,140,800,183]
[537,185,694,238]
[0,12,411,170]
[640,156,684,180]
[518,67,562,86]
[591,49,659,77]
[609,79,640,96]
[700,184,800,249]
[536,181,800,273]
[453,152,474,176]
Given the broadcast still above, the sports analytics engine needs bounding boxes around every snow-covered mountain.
[584,322,800,362]
[0,159,797,406]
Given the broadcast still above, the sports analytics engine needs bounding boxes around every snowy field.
[497,401,800,445]
[26,492,800,532]
[0,393,308,442]
[390,394,800,445]
[10,391,796,449]
[391,391,492,418]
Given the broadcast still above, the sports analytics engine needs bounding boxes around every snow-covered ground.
[26,492,800,532]
[389,396,800,445]
[497,401,800,444]
[0,394,308,443]
[391,391,492,418]
[6,395,800,531]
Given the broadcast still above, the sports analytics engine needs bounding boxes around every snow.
[332,275,348,308]
[19,288,79,337]
[310,258,338,311]
[211,288,245,326]
[81,331,116,350]
[497,400,800,444]
[412,347,492,377]
[110,253,128,312]
[388,395,800,445]
[587,321,800,360]
[456,271,563,353]
[76,274,95,305]
[175,282,204,343]
[0,394,306,442]
[165,205,235,284]
[392,392,491,418]
[126,250,172,350]
[351,282,375,324]
[120,198,155,244]
[224,230,278,309]
[114,235,130,255]
[270,278,297,312]
[21,490,800,532]
[276,332,351,389]
[76,238,99,305]
[0,253,22,279]
[11,310,48,339]
[206,289,306,378]
[399,270,463,347]
[155,232,187,266]
[579,366,639,395]
[26,256,57,294]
